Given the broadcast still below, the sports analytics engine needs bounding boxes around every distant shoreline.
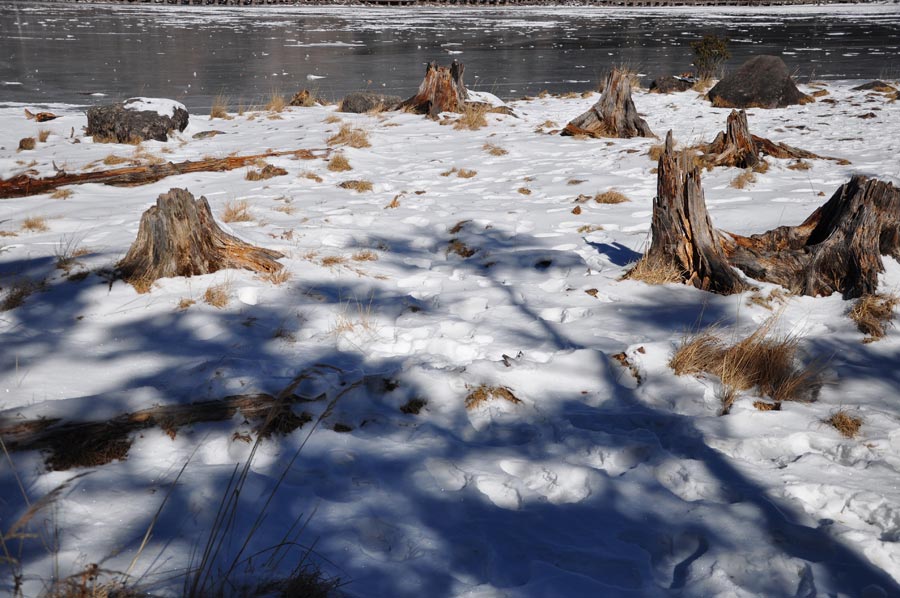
[26,0,900,7]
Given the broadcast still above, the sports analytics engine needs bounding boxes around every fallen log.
[117,188,284,291]
[0,148,322,199]
[400,60,468,118]
[562,68,654,139]
[634,131,900,299]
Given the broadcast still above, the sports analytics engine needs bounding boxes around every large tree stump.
[118,188,283,291]
[400,60,468,118]
[642,131,749,294]
[562,69,654,139]
[638,134,900,298]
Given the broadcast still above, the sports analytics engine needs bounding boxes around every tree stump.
[702,110,760,169]
[118,188,283,292]
[642,131,749,294]
[562,69,654,139]
[638,134,900,299]
[400,60,468,118]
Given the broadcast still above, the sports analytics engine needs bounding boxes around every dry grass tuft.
[825,410,862,438]
[457,168,477,179]
[730,169,756,189]
[259,268,291,285]
[465,385,521,410]
[624,255,685,285]
[352,250,379,262]
[327,153,352,172]
[177,297,195,310]
[1,278,39,311]
[339,180,373,193]
[453,103,490,131]
[323,114,343,125]
[647,143,666,161]
[221,199,253,223]
[22,216,49,232]
[577,224,604,234]
[753,159,770,174]
[483,143,508,156]
[517,187,532,196]
[210,94,232,119]
[37,129,51,143]
[50,188,74,200]
[594,190,631,204]
[788,160,812,171]
[266,90,287,113]
[204,282,231,308]
[671,319,823,412]
[849,293,898,342]
[103,153,130,166]
[567,179,586,185]
[301,170,324,183]
[327,123,371,148]
[18,137,36,151]
[321,255,348,268]
[246,164,288,181]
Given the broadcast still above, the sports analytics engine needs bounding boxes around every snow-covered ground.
[1,80,899,597]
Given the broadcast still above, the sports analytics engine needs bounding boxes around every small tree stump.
[702,110,760,169]
[562,69,654,139]
[118,188,283,292]
[642,131,749,294]
[639,135,900,299]
[400,60,468,118]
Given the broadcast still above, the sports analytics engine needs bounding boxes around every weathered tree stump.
[702,110,760,169]
[639,132,900,298]
[642,131,749,294]
[562,69,654,139]
[400,60,468,118]
[118,188,283,291]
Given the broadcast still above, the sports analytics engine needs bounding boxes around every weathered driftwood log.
[400,60,468,118]
[639,131,900,298]
[562,69,654,139]
[0,148,320,199]
[699,110,842,168]
[643,131,750,294]
[117,188,283,291]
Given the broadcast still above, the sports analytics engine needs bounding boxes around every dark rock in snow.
[339,92,402,114]
[852,80,898,93]
[649,75,693,94]
[708,56,811,109]
[86,98,189,143]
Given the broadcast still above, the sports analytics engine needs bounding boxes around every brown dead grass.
[221,199,252,223]
[457,168,477,179]
[624,255,685,285]
[483,143,508,156]
[849,293,898,342]
[301,170,324,183]
[517,187,532,196]
[210,94,232,119]
[787,160,812,171]
[246,164,288,181]
[37,129,51,143]
[339,180,373,193]
[259,268,291,286]
[327,153,352,172]
[327,123,371,148]
[730,169,756,189]
[22,216,49,232]
[464,385,521,410]
[670,319,823,412]
[177,297,195,310]
[103,154,129,166]
[594,190,630,204]
[825,410,862,438]
[1,278,39,311]
[647,143,666,161]
[50,188,74,200]
[266,90,287,113]
[321,255,348,268]
[453,103,490,131]
[352,250,379,262]
[204,282,231,308]
[18,137,36,151]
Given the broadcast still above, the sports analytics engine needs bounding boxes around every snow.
[123,97,186,117]
[2,79,900,597]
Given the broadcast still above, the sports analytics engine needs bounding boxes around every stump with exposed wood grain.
[562,69,654,139]
[400,60,468,118]
[118,188,283,292]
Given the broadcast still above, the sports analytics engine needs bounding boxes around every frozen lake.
[1,3,899,111]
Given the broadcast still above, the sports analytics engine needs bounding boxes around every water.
[1,3,899,112]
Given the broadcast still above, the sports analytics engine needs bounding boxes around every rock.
[649,75,693,94]
[339,92,402,114]
[708,56,811,109]
[86,98,189,143]
[192,130,225,140]
[852,80,898,93]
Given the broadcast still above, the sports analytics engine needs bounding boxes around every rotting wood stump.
[562,68,654,139]
[697,110,844,169]
[117,188,283,292]
[634,131,900,299]
[400,60,468,118]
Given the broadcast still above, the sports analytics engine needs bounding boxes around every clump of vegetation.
[222,199,253,223]
[825,410,862,438]
[22,216,49,232]
[259,268,291,286]
[1,278,40,311]
[691,34,731,80]
[246,164,288,181]
[352,250,378,262]
[327,153,352,172]
[454,103,489,131]
[327,123,371,148]
[301,170,324,183]
[266,90,287,113]
[594,190,630,204]
[517,187,532,195]
[18,137,36,151]
[204,282,231,308]
[788,160,811,171]
[483,143,508,156]
[730,169,756,189]
[849,293,898,342]
[339,180,373,193]
[37,129,51,143]
[210,94,231,119]
[465,385,521,410]
[670,319,823,414]
[50,188,74,200]
[457,168,477,179]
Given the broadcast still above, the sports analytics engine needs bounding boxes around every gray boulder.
[86,98,189,143]
[339,92,402,114]
[708,56,811,109]
[649,75,693,94]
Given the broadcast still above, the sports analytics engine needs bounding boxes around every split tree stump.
[118,188,283,291]
[400,60,468,118]
[637,132,900,299]
[562,69,654,139]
